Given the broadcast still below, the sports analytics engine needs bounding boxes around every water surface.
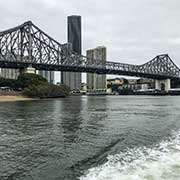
[0,96,180,180]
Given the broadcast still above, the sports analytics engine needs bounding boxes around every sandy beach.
[0,95,35,102]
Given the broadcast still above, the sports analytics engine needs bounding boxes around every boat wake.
[80,130,180,180]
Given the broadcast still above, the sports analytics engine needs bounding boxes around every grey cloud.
[0,0,180,75]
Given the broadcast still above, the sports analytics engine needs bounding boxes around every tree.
[23,84,70,98]
[0,77,21,90]
[19,73,70,98]
[17,73,47,88]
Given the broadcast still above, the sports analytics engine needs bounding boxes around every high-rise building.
[61,15,82,90]
[87,46,107,90]
[38,70,54,84]
[0,52,20,79]
[0,68,20,79]
[0,68,54,83]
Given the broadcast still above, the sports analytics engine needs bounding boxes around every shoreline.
[1,93,180,102]
[0,95,36,102]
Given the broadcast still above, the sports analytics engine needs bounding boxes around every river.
[0,96,180,180]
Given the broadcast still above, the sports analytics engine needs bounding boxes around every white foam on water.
[80,131,180,180]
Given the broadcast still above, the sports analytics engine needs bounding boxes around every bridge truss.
[0,21,180,80]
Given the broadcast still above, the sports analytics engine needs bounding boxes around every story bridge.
[0,21,180,91]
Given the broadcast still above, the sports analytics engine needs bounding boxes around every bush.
[0,77,21,90]
[18,73,47,88]
[0,73,70,98]
[119,87,133,95]
[23,83,70,98]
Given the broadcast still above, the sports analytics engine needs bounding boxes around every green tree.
[18,73,47,88]
[23,84,70,98]
[0,77,21,90]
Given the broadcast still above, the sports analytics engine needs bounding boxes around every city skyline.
[1,0,180,82]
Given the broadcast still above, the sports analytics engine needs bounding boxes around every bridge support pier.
[155,79,171,92]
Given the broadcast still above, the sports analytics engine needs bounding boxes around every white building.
[86,46,107,91]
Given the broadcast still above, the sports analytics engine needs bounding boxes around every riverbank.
[0,95,35,102]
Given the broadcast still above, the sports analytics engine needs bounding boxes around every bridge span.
[0,21,180,91]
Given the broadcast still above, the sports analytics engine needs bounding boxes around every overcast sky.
[0,0,180,82]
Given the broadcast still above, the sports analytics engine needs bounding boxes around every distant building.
[0,68,54,83]
[128,79,138,85]
[107,77,128,93]
[124,78,155,91]
[0,52,20,79]
[0,68,19,79]
[38,70,54,84]
[137,78,155,89]
[61,15,82,90]
[107,78,127,86]
[86,46,107,91]
[106,77,155,93]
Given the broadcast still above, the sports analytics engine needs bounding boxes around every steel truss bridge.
[0,21,180,80]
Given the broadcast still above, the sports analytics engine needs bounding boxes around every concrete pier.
[155,79,171,92]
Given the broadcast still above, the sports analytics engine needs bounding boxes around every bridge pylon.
[155,79,171,92]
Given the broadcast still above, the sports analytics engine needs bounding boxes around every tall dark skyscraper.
[68,15,81,54]
[61,15,82,90]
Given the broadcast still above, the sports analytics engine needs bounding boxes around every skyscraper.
[0,68,54,83]
[0,68,19,79]
[61,15,82,90]
[38,70,54,84]
[87,46,107,91]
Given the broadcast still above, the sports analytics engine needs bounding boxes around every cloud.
[0,0,180,81]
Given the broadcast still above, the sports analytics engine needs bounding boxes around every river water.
[0,96,180,180]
